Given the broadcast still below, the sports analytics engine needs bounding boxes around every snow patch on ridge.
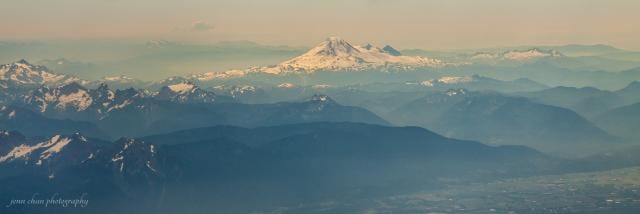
[56,90,93,111]
[167,82,195,94]
[0,135,73,163]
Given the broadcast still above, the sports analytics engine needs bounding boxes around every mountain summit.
[382,45,402,56]
[313,37,361,56]
[186,37,449,82]
[258,37,445,74]
[156,81,233,103]
[0,60,80,88]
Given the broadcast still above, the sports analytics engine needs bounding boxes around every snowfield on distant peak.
[0,135,73,163]
[0,60,80,87]
[167,82,196,94]
[186,37,449,82]
[260,37,445,74]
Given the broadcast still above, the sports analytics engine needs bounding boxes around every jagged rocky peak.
[314,36,361,56]
[21,82,93,112]
[58,81,87,93]
[91,83,116,104]
[54,82,93,111]
[156,81,229,104]
[116,87,144,97]
[382,45,402,56]
[20,81,147,115]
[15,59,31,65]
[96,83,110,92]
[0,59,79,87]
[5,59,41,71]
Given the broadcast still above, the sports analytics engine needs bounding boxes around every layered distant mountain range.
[4,37,640,89]
[2,38,640,214]
[1,57,639,154]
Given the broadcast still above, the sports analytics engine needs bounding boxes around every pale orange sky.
[2,0,640,50]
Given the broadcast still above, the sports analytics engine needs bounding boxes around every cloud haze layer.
[2,0,640,50]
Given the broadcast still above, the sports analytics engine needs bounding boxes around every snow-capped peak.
[171,38,448,81]
[0,60,80,87]
[167,82,196,94]
[55,83,93,111]
[157,81,227,103]
[21,82,146,116]
[22,82,94,112]
[315,36,361,57]
[258,37,445,74]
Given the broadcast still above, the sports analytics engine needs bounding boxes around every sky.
[2,0,640,50]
